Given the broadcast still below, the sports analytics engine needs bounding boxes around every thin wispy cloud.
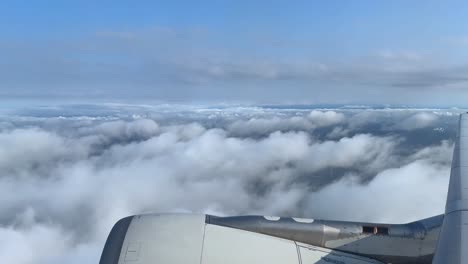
[2,26,468,104]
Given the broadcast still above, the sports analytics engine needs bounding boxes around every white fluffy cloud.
[0,107,457,264]
[227,110,345,137]
[305,159,449,223]
[308,110,345,127]
[396,112,439,130]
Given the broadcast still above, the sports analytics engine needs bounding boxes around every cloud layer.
[0,104,460,263]
[3,27,468,104]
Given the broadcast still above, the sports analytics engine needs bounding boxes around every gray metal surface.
[100,213,384,264]
[433,114,468,264]
[207,214,442,263]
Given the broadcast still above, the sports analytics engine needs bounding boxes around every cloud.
[0,218,100,264]
[3,28,468,103]
[0,105,458,264]
[305,158,450,223]
[308,110,345,126]
[0,223,68,264]
[395,112,439,130]
[297,134,398,177]
[0,129,74,175]
[227,110,345,137]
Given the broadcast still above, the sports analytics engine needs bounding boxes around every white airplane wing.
[432,113,468,263]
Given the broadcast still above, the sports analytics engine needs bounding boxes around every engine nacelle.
[99,214,383,264]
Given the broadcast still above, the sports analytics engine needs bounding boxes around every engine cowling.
[99,214,383,264]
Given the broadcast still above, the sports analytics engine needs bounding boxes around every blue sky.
[2,0,468,105]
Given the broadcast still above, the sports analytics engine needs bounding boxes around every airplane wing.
[99,213,441,264]
[432,113,468,263]
[99,114,468,264]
